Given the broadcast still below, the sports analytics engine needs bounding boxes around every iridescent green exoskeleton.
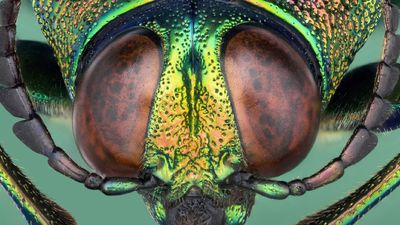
[1,0,400,225]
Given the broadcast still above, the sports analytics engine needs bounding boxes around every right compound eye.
[222,26,321,178]
[73,29,162,178]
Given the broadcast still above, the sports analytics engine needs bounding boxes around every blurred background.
[1,1,399,225]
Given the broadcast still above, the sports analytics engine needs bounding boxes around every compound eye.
[223,26,321,177]
[73,30,162,177]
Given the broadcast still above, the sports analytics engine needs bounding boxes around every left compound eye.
[73,29,162,177]
[222,26,321,177]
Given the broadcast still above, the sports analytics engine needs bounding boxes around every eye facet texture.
[73,30,162,177]
[223,26,321,177]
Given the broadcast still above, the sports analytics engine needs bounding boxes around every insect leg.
[297,155,400,224]
[0,0,153,195]
[0,145,76,225]
[0,0,33,118]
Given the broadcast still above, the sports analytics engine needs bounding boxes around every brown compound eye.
[223,26,321,178]
[73,30,162,178]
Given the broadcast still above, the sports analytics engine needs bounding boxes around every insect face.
[2,0,396,225]
[71,1,321,224]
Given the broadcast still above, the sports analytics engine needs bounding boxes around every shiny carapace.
[0,0,399,225]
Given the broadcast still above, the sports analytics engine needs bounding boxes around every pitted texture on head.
[32,0,154,96]
[33,0,382,104]
[244,0,382,103]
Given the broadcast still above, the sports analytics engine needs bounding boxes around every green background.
[1,1,399,225]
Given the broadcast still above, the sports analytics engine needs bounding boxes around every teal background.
[0,1,399,225]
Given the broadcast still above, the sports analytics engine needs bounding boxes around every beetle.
[1,0,400,225]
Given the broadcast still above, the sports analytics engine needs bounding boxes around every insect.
[1,0,400,225]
